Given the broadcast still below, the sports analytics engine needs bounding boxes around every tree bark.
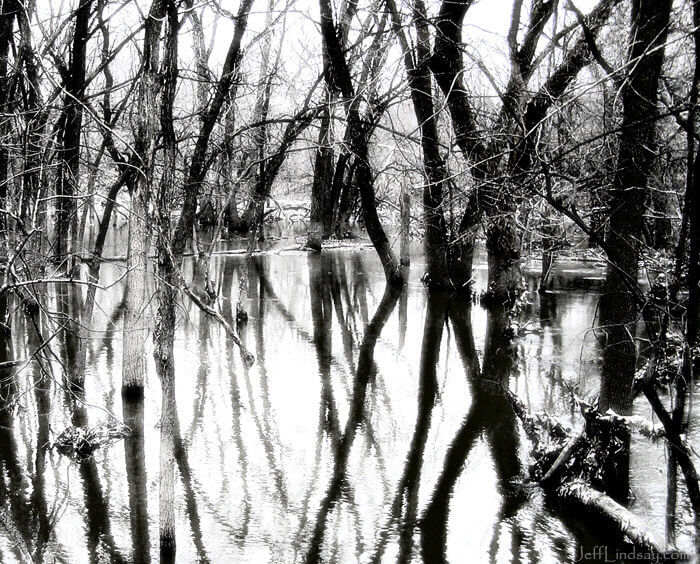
[0,0,19,242]
[122,0,166,398]
[430,0,621,301]
[172,0,254,259]
[154,2,178,560]
[317,0,403,283]
[388,0,452,288]
[307,102,334,251]
[598,0,672,414]
[55,0,94,268]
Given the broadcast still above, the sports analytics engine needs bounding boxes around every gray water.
[0,235,691,563]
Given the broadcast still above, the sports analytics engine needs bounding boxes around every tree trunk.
[597,0,672,505]
[122,0,165,398]
[154,2,178,560]
[599,0,672,415]
[0,0,19,242]
[171,0,254,259]
[484,209,522,306]
[400,190,410,266]
[307,103,334,251]
[317,0,403,284]
[388,0,452,288]
[55,0,94,268]
[334,160,357,236]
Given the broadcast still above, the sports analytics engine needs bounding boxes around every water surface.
[0,238,690,563]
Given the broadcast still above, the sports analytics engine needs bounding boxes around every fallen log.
[540,432,585,484]
[507,391,678,557]
[182,283,255,365]
[556,478,671,556]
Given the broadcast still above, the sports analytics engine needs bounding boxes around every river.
[0,232,692,563]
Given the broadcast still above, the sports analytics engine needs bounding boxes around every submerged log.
[507,391,677,557]
[556,479,671,556]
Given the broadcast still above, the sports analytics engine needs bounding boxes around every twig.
[181,283,255,365]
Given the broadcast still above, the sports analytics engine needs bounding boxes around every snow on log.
[556,479,673,556]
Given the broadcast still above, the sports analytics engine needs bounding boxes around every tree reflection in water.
[0,250,690,562]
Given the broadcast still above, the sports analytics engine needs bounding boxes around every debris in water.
[236,301,249,323]
[52,421,130,460]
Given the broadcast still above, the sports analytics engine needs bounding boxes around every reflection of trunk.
[305,281,403,563]
[173,408,209,562]
[54,276,125,563]
[0,301,34,561]
[26,298,51,561]
[309,253,334,399]
[398,293,448,562]
[421,300,522,562]
[238,268,289,506]
[328,255,356,370]
[307,254,346,541]
[123,397,151,564]
[64,384,126,564]
[0,382,34,562]
[221,257,252,536]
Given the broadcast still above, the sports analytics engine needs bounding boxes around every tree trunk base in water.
[121,384,145,402]
[306,221,323,252]
[160,536,175,564]
[482,256,523,309]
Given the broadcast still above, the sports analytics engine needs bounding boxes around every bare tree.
[317,0,405,283]
[122,0,166,399]
[430,0,620,301]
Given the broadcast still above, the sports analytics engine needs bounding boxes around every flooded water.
[0,234,692,563]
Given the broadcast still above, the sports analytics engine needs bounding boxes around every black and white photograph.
[0,0,697,561]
